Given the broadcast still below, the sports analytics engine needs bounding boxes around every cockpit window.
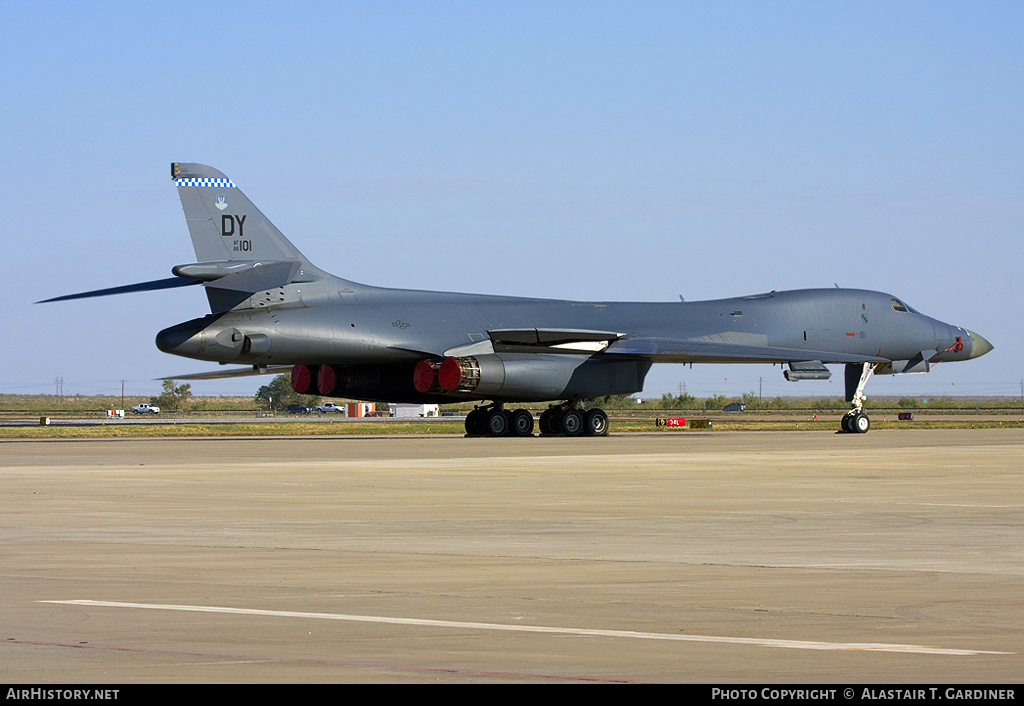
[891,298,917,313]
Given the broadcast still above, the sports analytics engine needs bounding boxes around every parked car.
[131,403,160,414]
[285,404,311,414]
[722,402,746,412]
[315,402,344,413]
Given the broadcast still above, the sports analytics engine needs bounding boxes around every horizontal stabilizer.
[172,260,274,281]
[37,276,202,303]
[37,258,303,306]
[161,365,291,381]
[202,260,302,293]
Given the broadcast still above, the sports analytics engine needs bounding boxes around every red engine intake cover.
[413,360,438,393]
[317,365,337,396]
[437,357,463,392]
[290,365,316,395]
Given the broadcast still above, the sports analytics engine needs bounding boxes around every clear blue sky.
[2,1,1021,400]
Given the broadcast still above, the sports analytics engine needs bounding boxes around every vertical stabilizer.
[172,163,318,270]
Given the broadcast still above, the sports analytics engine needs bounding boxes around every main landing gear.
[539,402,609,437]
[840,362,876,434]
[464,402,609,437]
[464,403,536,437]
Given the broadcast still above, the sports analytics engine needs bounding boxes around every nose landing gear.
[840,362,876,434]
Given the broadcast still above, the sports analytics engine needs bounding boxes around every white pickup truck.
[131,403,160,414]
[315,402,344,413]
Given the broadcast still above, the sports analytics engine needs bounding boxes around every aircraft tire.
[511,409,535,437]
[840,412,870,434]
[465,409,481,436]
[841,413,855,433]
[584,409,609,436]
[485,409,510,437]
[560,410,584,436]
[539,409,558,435]
[852,412,870,434]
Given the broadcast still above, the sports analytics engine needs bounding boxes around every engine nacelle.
[437,355,505,395]
[431,353,650,402]
[310,363,422,401]
[296,355,650,404]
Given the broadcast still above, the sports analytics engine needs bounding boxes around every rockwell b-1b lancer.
[42,163,993,436]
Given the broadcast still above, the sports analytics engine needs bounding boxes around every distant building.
[345,402,376,417]
[389,403,440,418]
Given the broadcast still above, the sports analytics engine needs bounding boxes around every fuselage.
[157,279,983,370]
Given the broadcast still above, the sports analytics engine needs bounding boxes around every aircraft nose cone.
[967,330,993,359]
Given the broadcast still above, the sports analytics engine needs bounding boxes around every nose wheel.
[841,411,870,434]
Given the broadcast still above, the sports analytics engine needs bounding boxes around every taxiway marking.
[40,600,1010,656]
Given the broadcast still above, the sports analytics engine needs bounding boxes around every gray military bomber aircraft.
[43,163,993,436]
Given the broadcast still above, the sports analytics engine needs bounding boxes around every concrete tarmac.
[1,429,1021,683]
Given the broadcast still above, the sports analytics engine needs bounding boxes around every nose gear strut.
[841,362,876,433]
